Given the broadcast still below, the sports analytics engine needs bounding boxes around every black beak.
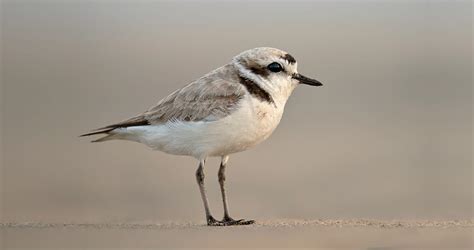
[293,73,323,86]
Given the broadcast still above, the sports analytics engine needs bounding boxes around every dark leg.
[195,159,219,226]
[217,156,255,226]
[218,156,232,220]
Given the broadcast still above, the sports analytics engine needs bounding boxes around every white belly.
[118,98,285,159]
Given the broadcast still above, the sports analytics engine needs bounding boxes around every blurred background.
[1,0,472,224]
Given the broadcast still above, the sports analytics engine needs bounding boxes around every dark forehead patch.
[282,53,296,64]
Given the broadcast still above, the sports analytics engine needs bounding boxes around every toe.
[220,218,255,226]
[207,216,223,226]
[222,215,235,222]
[240,219,255,225]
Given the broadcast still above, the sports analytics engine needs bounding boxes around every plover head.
[232,47,322,102]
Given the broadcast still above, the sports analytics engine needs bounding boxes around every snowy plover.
[81,47,322,226]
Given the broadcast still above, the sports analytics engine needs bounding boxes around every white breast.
[119,95,285,159]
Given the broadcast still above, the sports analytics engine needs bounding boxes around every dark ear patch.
[282,53,296,64]
[249,66,269,77]
[239,58,270,77]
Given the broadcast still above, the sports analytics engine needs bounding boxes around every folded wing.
[80,65,245,137]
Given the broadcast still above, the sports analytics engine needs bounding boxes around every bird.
[80,47,322,226]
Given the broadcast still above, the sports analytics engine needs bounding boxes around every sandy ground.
[1,219,472,249]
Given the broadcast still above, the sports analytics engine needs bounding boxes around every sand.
[1,219,472,249]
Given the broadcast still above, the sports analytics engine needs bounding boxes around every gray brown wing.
[144,64,245,123]
[81,66,245,136]
[144,77,245,123]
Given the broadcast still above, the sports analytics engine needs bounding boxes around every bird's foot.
[207,216,222,226]
[221,216,255,226]
[207,215,255,226]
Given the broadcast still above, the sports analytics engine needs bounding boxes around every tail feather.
[79,128,115,137]
[90,133,118,143]
[80,115,149,143]
[79,128,118,143]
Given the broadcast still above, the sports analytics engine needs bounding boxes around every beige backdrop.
[1,0,472,224]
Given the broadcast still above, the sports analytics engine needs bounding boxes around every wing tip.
[79,116,149,140]
[79,128,114,138]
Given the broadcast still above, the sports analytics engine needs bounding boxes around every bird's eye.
[267,62,283,73]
